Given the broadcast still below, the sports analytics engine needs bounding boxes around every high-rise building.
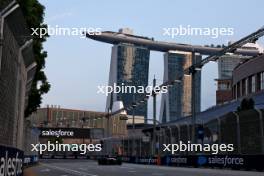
[216,42,263,104]
[106,28,150,120]
[160,51,201,123]
[216,54,242,104]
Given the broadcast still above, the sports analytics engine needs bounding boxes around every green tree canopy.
[237,98,255,112]
[18,0,50,117]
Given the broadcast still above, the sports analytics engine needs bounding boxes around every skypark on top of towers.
[86,30,261,56]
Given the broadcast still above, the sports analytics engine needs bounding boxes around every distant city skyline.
[106,29,150,119]
[39,0,264,119]
[160,51,201,122]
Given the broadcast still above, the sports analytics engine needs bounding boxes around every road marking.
[41,163,98,176]
[128,170,136,173]
[120,166,135,169]
[40,168,51,172]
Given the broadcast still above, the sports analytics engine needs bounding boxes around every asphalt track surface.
[30,159,263,176]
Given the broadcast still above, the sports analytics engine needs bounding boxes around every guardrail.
[38,152,264,171]
[121,155,264,171]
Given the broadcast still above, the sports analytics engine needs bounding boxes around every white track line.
[41,163,98,176]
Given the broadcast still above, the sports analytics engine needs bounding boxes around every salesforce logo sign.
[197,156,207,166]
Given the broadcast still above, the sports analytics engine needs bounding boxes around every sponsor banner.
[40,154,90,159]
[197,155,244,167]
[76,155,88,159]
[136,157,157,164]
[40,154,52,159]
[165,156,188,166]
[53,155,65,159]
[23,155,38,166]
[0,145,24,176]
[37,153,264,170]
[65,155,75,159]
[196,155,264,170]
[120,155,264,170]
[39,128,91,138]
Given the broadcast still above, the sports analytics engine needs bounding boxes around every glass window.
[251,75,256,93]
[261,72,264,90]
[245,78,248,95]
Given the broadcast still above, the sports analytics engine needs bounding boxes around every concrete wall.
[0,19,27,149]
[0,2,36,151]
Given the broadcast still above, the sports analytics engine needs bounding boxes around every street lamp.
[81,117,86,144]
[132,94,136,156]
[152,76,157,156]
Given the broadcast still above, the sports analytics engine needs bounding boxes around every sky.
[39,0,264,119]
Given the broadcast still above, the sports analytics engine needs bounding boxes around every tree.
[17,0,50,117]
[237,98,255,112]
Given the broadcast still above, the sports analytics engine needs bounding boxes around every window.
[245,78,248,95]
[218,83,227,90]
[237,82,241,97]
[240,80,243,96]
[261,72,264,90]
[251,75,256,93]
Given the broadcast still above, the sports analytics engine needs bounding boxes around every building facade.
[160,51,201,122]
[28,106,127,138]
[216,43,263,104]
[106,28,150,120]
[216,54,243,104]
[232,54,264,99]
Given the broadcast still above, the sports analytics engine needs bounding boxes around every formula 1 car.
[97,156,122,165]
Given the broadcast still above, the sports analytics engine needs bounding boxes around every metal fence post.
[233,112,241,154]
